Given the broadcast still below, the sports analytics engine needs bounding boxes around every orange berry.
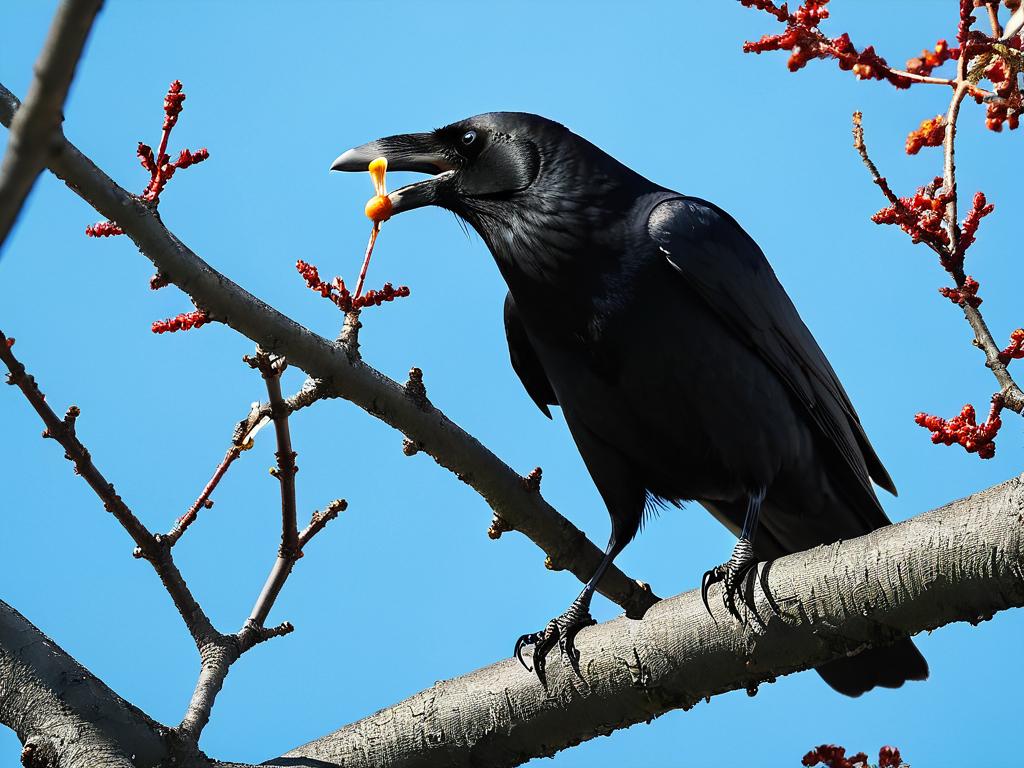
[365,194,393,223]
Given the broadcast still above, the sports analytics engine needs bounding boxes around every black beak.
[331,132,457,215]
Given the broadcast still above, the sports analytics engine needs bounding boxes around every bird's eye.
[461,130,477,146]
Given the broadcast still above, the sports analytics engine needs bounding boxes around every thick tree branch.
[0,82,657,620]
[0,0,101,251]
[0,600,167,768]
[268,474,1024,768]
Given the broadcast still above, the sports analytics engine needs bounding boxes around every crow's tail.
[814,639,929,697]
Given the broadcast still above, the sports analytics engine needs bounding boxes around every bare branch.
[0,84,658,620]
[0,331,308,750]
[166,444,246,546]
[0,0,101,251]
[273,474,1024,768]
[298,498,347,549]
[851,112,901,207]
[262,353,300,556]
[0,331,218,647]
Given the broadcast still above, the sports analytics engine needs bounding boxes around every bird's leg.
[701,488,765,619]
[514,539,622,687]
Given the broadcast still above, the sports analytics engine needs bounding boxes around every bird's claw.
[701,537,757,620]
[513,600,596,687]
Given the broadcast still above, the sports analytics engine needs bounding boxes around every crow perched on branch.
[332,112,928,696]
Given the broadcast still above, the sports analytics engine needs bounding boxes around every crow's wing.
[503,292,556,418]
[648,196,896,506]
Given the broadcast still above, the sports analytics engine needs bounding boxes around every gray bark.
[269,474,1024,768]
[2,477,1023,768]
[0,601,167,768]
[0,0,102,251]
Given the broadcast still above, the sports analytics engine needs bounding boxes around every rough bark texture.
[0,81,656,622]
[1,476,1022,767]
[0,0,101,249]
[0,601,167,768]
[268,475,1024,768]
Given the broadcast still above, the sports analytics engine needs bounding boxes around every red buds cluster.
[163,80,185,130]
[86,80,209,236]
[905,39,959,77]
[998,329,1024,364]
[958,191,995,255]
[905,115,945,154]
[957,0,976,44]
[295,259,409,313]
[938,275,982,307]
[801,744,903,768]
[746,1,1022,461]
[800,745,868,768]
[983,58,1023,131]
[878,747,902,768]
[741,0,913,86]
[356,283,411,308]
[915,395,1004,459]
[871,179,953,248]
[84,221,124,237]
[986,91,1023,131]
[151,310,211,334]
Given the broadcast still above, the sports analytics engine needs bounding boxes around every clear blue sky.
[2,2,1022,765]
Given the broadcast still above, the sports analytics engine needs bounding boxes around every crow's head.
[331,112,563,219]
[333,113,653,281]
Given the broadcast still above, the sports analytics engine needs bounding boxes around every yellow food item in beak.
[364,157,393,223]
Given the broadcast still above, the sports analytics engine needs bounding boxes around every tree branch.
[0,330,218,647]
[854,104,1024,417]
[0,0,101,252]
[0,599,167,768]
[0,331,318,751]
[267,474,1024,768]
[0,81,657,620]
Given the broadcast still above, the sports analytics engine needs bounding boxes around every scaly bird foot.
[701,537,757,620]
[514,598,596,688]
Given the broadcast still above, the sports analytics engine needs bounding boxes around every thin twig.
[853,99,1024,415]
[298,498,347,549]
[940,58,1024,412]
[165,444,245,545]
[255,351,299,555]
[886,68,958,87]
[0,0,102,252]
[0,330,217,645]
[851,112,900,207]
[239,349,333,641]
[0,330,341,747]
[988,1,1003,38]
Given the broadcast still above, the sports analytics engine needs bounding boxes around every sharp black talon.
[513,604,595,686]
[701,565,724,616]
[703,537,758,620]
[514,631,543,672]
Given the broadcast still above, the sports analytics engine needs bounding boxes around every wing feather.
[648,197,896,507]
[504,292,557,418]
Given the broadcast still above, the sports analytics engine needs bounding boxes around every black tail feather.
[815,639,929,697]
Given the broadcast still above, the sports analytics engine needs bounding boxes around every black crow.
[332,113,928,695]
